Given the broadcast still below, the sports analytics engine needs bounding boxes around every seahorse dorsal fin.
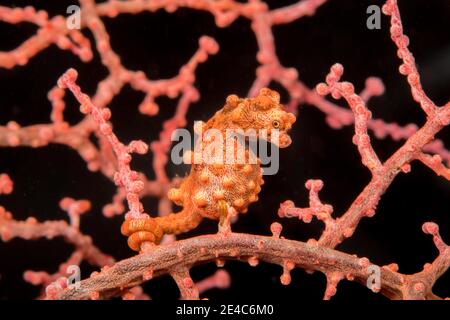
[253,95,273,111]
[223,94,240,112]
[259,88,280,103]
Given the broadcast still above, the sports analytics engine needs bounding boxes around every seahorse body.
[122,88,296,251]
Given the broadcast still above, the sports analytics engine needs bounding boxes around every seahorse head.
[222,88,296,148]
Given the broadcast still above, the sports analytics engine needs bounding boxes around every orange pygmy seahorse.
[121,88,296,251]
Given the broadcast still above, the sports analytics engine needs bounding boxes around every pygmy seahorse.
[121,88,296,251]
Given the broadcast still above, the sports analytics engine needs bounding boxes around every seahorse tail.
[121,218,164,251]
[155,208,203,235]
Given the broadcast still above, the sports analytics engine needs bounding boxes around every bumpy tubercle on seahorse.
[121,88,296,251]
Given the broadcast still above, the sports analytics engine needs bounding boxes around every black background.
[0,0,449,300]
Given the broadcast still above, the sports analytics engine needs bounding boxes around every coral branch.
[0,204,114,295]
[50,230,447,300]
[195,270,231,295]
[417,153,450,180]
[316,66,449,248]
[316,64,382,173]
[401,223,449,300]
[279,179,336,232]
[171,267,199,300]
[0,207,112,266]
[382,0,437,116]
[58,69,148,220]
[269,0,327,25]
[0,6,92,69]
[0,174,13,195]
[312,0,450,248]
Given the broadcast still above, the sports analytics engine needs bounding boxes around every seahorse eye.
[272,120,281,129]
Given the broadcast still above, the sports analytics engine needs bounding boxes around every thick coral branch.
[49,228,447,300]
[171,267,199,300]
